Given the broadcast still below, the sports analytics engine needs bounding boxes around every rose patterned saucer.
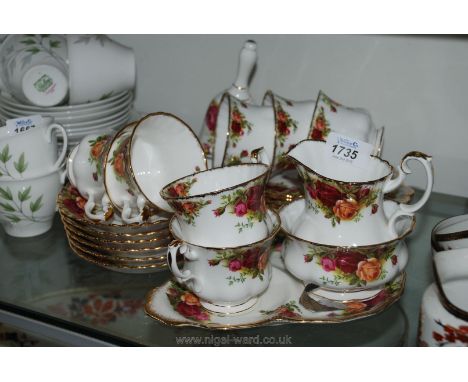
[144,250,406,330]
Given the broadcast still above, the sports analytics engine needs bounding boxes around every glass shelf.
[0,190,467,346]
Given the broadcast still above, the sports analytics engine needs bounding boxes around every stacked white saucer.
[0,90,133,148]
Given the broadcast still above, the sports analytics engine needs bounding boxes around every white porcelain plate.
[145,248,406,330]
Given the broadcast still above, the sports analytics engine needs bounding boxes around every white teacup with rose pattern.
[67,133,112,221]
[161,163,270,247]
[287,140,433,246]
[167,209,280,314]
[262,90,316,171]
[309,91,384,156]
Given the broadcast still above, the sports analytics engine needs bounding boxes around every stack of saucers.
[61,112,210,272]
[0,34,136,148]
[159,162,281,315]
[0,90,133,148]
[57,185,171,273]
[279,138,434,299]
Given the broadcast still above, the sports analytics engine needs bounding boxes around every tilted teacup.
[0,166,65,237]
[167,209,280,313]
[287,140,433,246]
[262,90,316,171]
[218,94,276,167]
[161,163,270,247]
[0,115,68,179]
[431,214,468,252]
[309,91,384,156]
[128,112,208,213]
[103,121,149,224]
[280,199,414,291]
[67,133,113,221]
[419,249,468,346]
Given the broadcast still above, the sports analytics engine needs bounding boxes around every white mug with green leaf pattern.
[0,116,68,180]
[0,166,65,237]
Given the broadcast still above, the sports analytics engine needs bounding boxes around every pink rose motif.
[321,256,336,272]
[228,259,242,272]
[234,200,248,217]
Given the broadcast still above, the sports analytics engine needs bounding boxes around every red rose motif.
[311,129,323,141]
[176,302,208,321]
[321,256,336,272]
[231,121,243,135]
[240,150,249,158]
[63,198,85,217]
[234,200,248,217]
[432,331,444,342]
[228,259,242,272]
[205,102,219,132]
[365,289,389,307]
[306,184,318,200]
[277,120,290,136]
[278,307,298,318]
[242,248,261,269]
[232,110,242,123]
[315,181,343,208]
[391,255,398,265]
[246,185,264,212]
[357,187,370,200]
[371,204,379,214]
[277,110,288,123]
[334,251,367,274]
[182,202,197,214]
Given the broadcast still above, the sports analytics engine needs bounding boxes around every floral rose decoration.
[246,185,265,212]
[321,256,336,272]
[307,180,343,209]
[205,101,219,132]
[113,152,125,178]
[333,198,359,220]
[91,139,106,160]
[334,251,367,274]
[356,258,382,281]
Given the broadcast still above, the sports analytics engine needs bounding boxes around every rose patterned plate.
[144,249,406,330]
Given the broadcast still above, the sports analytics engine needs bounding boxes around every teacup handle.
[121,199,142,224]
[84,193,109,221]
[250,147,270,166]
[45,123,68,171]
[385,152,433,236]
[167,240,202,293]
